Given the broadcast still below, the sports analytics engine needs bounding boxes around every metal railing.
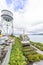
[1,43,12,65]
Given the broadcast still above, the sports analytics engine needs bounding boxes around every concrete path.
[30,44,43,55]
[33,60,43,65]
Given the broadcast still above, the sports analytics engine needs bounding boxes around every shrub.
[30,41,43,51]
[39,54,43,60]
[28,54,40,62]
[8,37,26,65]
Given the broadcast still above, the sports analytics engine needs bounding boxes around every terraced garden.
[23,45,43,63]
[8,37,43,65]
[30,41,43,51]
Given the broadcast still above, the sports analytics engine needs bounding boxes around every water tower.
[1,10,13,35]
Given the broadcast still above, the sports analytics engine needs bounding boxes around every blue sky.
[0,0,43,34]
[6,0,27,11]
[6,0,12,4]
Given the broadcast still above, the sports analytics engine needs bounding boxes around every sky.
[0,0,43,34]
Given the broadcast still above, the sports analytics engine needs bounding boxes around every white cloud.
[0,0,43,34]
[13,0,43,34]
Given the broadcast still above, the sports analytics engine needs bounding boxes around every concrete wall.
[1,43,12,65]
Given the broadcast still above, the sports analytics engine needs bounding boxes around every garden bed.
[30,41,43,51]
[8,37,26,65]
[23,45,43,64]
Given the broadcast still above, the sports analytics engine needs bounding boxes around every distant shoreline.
[14,34,43,35]
[29,34,43,35]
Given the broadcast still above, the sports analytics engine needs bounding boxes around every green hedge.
[8,37,26,65]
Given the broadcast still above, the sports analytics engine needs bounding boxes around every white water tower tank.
[1,10,13,35]
[1,10,13,22]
